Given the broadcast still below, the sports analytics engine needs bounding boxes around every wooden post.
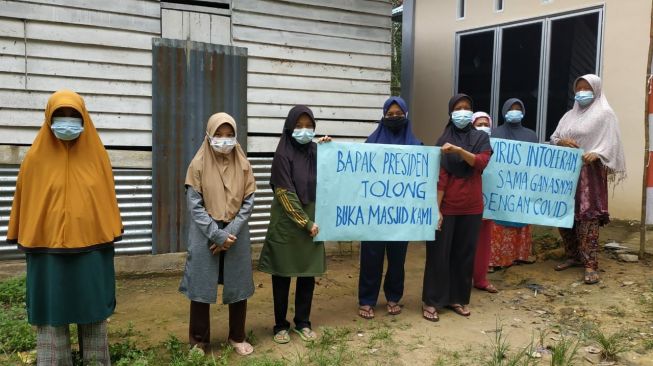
[640,4,653,259]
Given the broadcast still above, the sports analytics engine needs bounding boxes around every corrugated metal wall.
[0,157,273,259]
[0,167,153,260]
[151,38,248,254]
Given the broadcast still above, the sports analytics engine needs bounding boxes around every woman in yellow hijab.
[7,90,122,365]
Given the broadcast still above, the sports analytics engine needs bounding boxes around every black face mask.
[380,117,408,133]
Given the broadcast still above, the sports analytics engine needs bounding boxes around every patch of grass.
[590,328,630,362]
[484,322,538,366]
[0,276,35,353]
[239,356,285,366]
[304,327,354,366]
[549,336,579,366]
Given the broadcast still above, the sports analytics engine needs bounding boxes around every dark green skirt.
[26,247,116,326]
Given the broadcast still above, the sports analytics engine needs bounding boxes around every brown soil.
[108,223,653,365]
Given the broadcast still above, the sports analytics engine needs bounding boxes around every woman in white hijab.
[550,74,626,285]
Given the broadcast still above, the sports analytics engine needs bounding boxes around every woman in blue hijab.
[358,96,422,319]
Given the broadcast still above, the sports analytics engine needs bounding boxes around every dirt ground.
[105,222,653,365]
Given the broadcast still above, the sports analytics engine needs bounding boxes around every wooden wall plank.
[26,22,153,50]
[280,0,391,16]
[18,0,160,18]
[0,126,152,146]
[248,73,389,94]
[247,135,364,152]
[189,12,211,43]
[248,88,386,108]
[0,37,24,56]
[248,117,377,136]
[247,58,390,82]
[0,90,151,115]
[236,41,390,70]
[26,41,151,66]
[248,103,381,121]
[0,17,24,38]
[25,75,151,97]
[233,0,391,29]
[210,14,231,45]
[0,55,24,73]
[27,58,151,82]
[0,0,160,34]
[232,11,389,43]
[161,9,184,40]
[233,25,390,56]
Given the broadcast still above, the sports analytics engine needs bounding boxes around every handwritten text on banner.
[482,138,583,228]
[315,142,440,241]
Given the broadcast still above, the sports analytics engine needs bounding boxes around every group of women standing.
[6,73,624,363]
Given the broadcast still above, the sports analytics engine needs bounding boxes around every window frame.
[453,6,604,142]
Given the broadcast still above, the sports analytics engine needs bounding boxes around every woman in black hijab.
[258,106,330,344]
[422,94,492,321]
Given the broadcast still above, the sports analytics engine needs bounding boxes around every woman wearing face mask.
[488,99,538,270]
[7,90,122,365]
[470,112,498,294]
[179,113,256,356]
[357,96,422,320]
[258,106,331,344]
[422,94,492,321]
[550,74,625,285]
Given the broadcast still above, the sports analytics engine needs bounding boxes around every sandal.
[447,304,471,317]
[584,269,600,285]
[292,327,317,342]
[422,306,439,322]
[386,302,402,315]
[554,259,582,271]
[273,330,290,344]
[228,339,254,356]
[475,283,499,293]
[358,305,375,320]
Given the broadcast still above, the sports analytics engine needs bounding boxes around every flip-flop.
[422,306,439,322]
[358,305,375,319]
[554,259,582,271]
[584,270,600,285]
[228,339,254,356]
[475,283,499,293]
[447,304,471,317]
[273,330,290,344]
[292,327,317,342]
[386,302,402,315]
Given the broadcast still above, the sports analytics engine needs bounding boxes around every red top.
[438,150,491,215]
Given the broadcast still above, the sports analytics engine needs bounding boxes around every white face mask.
[476,126,491,136]
[207,134,237,154]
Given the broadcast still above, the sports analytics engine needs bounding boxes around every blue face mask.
[51,117,84,141]
[505,110,524,123]
[292,128,315,144]
[451,110,473,129]
[575,91,594,107]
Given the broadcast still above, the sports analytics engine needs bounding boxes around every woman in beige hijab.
[178,113,256,356]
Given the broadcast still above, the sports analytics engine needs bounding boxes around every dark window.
[545,13,599,139]
[458,0,465,19]
[457,31,494,114]
[496,0,504,11]
[498,23,542,132]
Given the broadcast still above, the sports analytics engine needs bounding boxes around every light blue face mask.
[51,117,84,141]
[292,128,315,144]
[505,110,524,123]
[575,91,594,107]
[451,110,473,129]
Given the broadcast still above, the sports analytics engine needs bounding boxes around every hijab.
[551,74,626,182]
[472,111,493,128]
[436,94,492,178]
[366,96,422,145]
[6,89,123,252]
[185,113,256,222]
[493,98,538,143]
[270,105,317,205]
